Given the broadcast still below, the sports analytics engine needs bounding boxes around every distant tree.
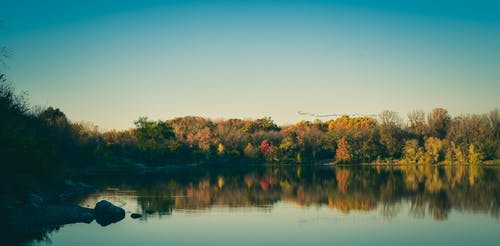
[168,116,213,142]
[134,117,175,163]
[446,114,495,159]
[192,127,212,152]
[243,117,280,133]
[260,139,273,156]
[217,143,225,156]
[401,139,422,164]
[214,119,246,154]
[283,120,326,162]
[301,126,323,161]
[488,109,500,159]
[428,108,450,139]
[336,136,351,163]
[379,110,402,128]
[468,144,483,165]
[39,107,70,128]
[243,143,258,159]
[279,132,299,162]
[0,22,9,68]
[489,109,500,140]
[0,76,29,116]
[422,137,443,164]
[328,115,353,131]
[443,141,466,164]
[407,110,427,138]
[135,117,174,143]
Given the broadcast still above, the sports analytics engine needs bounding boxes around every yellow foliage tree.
[217,143,225,156]
[422,137,443,164]
[468,144,483,165]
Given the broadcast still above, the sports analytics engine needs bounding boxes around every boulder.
[94,200,125,226]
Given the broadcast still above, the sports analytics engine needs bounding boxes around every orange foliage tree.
[336,136,351,163]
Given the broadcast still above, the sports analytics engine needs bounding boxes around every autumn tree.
[326,116,379,162]
[243,117,280,133]
[422,137,443,164]
[446,113,495,159]
[282,120,327,162]
[401,139,422,164]
[260,139,273,156]
[468,144,483,165]
[407,110,427,138]
[279,131,300,162]
[243,143,258,159]
[336,136,351,163]
[379,110,402,128]
[489,109,500,159]
[428,108,451,139]
[443,141,466,164]
[214,119,246,153]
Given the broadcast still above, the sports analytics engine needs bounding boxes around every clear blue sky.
[1,0,499,129]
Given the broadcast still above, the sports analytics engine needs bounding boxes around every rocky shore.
[0,181,125,245]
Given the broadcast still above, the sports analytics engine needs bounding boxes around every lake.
[28,165,500,245]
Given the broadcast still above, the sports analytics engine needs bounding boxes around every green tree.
[134,117,175,164]
[378,110,405,159]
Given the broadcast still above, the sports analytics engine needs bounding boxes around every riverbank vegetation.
[1,74,500,187]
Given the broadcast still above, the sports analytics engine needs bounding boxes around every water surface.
[31,165,500,245]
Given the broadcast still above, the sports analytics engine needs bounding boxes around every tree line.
[1,76,500,182]
[93,108,500,166]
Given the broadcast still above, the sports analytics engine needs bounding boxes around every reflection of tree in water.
[336,169,350,194]
[81,165,500,221]
[137,195,173,216]
[428,191,451,220]
[410,195,427,218]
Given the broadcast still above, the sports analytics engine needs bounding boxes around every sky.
[1,0,499,130]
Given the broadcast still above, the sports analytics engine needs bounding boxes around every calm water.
[31,165,500,245]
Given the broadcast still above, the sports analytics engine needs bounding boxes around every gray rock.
[94,200,125,226]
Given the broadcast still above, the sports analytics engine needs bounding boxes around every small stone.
[130,213,142,219]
